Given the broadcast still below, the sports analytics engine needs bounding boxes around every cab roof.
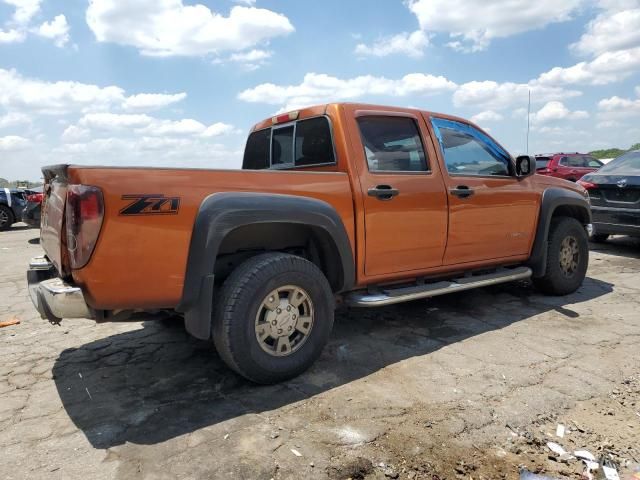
[250,102,468,132]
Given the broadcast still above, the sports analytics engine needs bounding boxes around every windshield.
[598,151,640,175]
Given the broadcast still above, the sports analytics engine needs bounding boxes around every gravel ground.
[1,225,639,480]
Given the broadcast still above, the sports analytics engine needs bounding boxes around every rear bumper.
[27,256,92,322]
[591,206,640,237]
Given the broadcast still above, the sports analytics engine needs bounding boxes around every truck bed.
[43,166,355,310]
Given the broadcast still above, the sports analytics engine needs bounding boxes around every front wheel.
[533,217,589,295]
[212,253,334,384]
[0,205,14,231]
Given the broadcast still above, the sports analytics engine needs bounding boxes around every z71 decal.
[119,194,180,216]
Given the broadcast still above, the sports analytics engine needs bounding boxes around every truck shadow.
[52,277,613,449]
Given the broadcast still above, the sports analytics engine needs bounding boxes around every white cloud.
[453,80,581,111]
[0,68,188,114]
[3,0,42,26]
[0,1,72,47]
[35,14,70,47]
[530,101,589,125]
[54,137,243,170]
[470,110,503,124]
[0,68,124,114]
[0,135,30,151]
[228,49,272,63]
[202,122,237,137]
[78,113,154,130]
[536,46,640,86]
[218,49,273,70]
[571,7,640,57]
[597,94,640,118]
[74,112,236,138]
[0,112,31,129]
[238,72,457,111]
[355,30,429,58]
[0,28,24,43]
[122,92,187,111]
[61,125,90,142]
[407,0,583,51]
[86,0,294,57]
[536,2,640,87]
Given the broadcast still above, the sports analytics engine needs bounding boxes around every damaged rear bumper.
[27,256,92,322]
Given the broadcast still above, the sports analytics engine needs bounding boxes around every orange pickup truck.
[28,103,592,383]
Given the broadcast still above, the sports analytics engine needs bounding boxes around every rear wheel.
[0,205,14,231]
[212,252,334,384]
[533,216,589,295]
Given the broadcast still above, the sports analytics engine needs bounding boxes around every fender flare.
[527,187,592,277]
[177,192,355,339]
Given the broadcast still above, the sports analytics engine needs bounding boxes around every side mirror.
[515,155,536,178]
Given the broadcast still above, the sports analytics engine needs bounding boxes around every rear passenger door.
[429,117,538,265]
[349,111,449,277]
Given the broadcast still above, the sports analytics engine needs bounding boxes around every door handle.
[450,185,474,198]
[368,185,399,200]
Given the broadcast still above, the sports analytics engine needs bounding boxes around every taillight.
[65,185,104,269]
[27,193,44,203]
[577,179,597,190]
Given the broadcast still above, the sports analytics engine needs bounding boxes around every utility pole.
[526,89,531,154]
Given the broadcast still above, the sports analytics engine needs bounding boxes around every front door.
[429,116,538,265]
[349,111,449,277]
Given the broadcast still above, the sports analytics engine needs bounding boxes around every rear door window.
[357,116,428,172]
[567,156,584,167]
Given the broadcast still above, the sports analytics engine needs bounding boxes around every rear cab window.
[242,116,335,170]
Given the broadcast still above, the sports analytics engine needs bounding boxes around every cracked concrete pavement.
[0,225,639,479]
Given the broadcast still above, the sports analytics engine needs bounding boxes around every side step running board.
[345,266,532,307]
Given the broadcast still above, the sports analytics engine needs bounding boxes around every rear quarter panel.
[69,167,354,310]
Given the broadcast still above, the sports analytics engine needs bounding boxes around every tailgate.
[41,165,69,276]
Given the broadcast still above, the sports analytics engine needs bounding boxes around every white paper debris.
[555,424,565,438]
[546,442,567,456]
[574,450,596,462]
[291,449,302,457]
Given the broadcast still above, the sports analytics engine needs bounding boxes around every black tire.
[590,233,609,243]
[0,205,14,231]
[533,216,589,295]
[212,252,334,384]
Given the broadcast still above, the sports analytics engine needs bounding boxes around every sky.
[1,0,640,181]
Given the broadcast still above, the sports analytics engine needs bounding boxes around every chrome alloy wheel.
[254,285,314,357]
[559,235,579,277]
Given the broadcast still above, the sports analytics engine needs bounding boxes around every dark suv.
[536,153,603,182]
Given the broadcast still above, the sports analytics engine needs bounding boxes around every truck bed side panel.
[68,167,354,310]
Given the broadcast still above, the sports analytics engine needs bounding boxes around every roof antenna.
[526,89,531,154]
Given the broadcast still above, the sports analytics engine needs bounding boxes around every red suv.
[535,153,603,182]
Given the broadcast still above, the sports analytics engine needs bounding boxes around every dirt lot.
[1,226,639,480]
